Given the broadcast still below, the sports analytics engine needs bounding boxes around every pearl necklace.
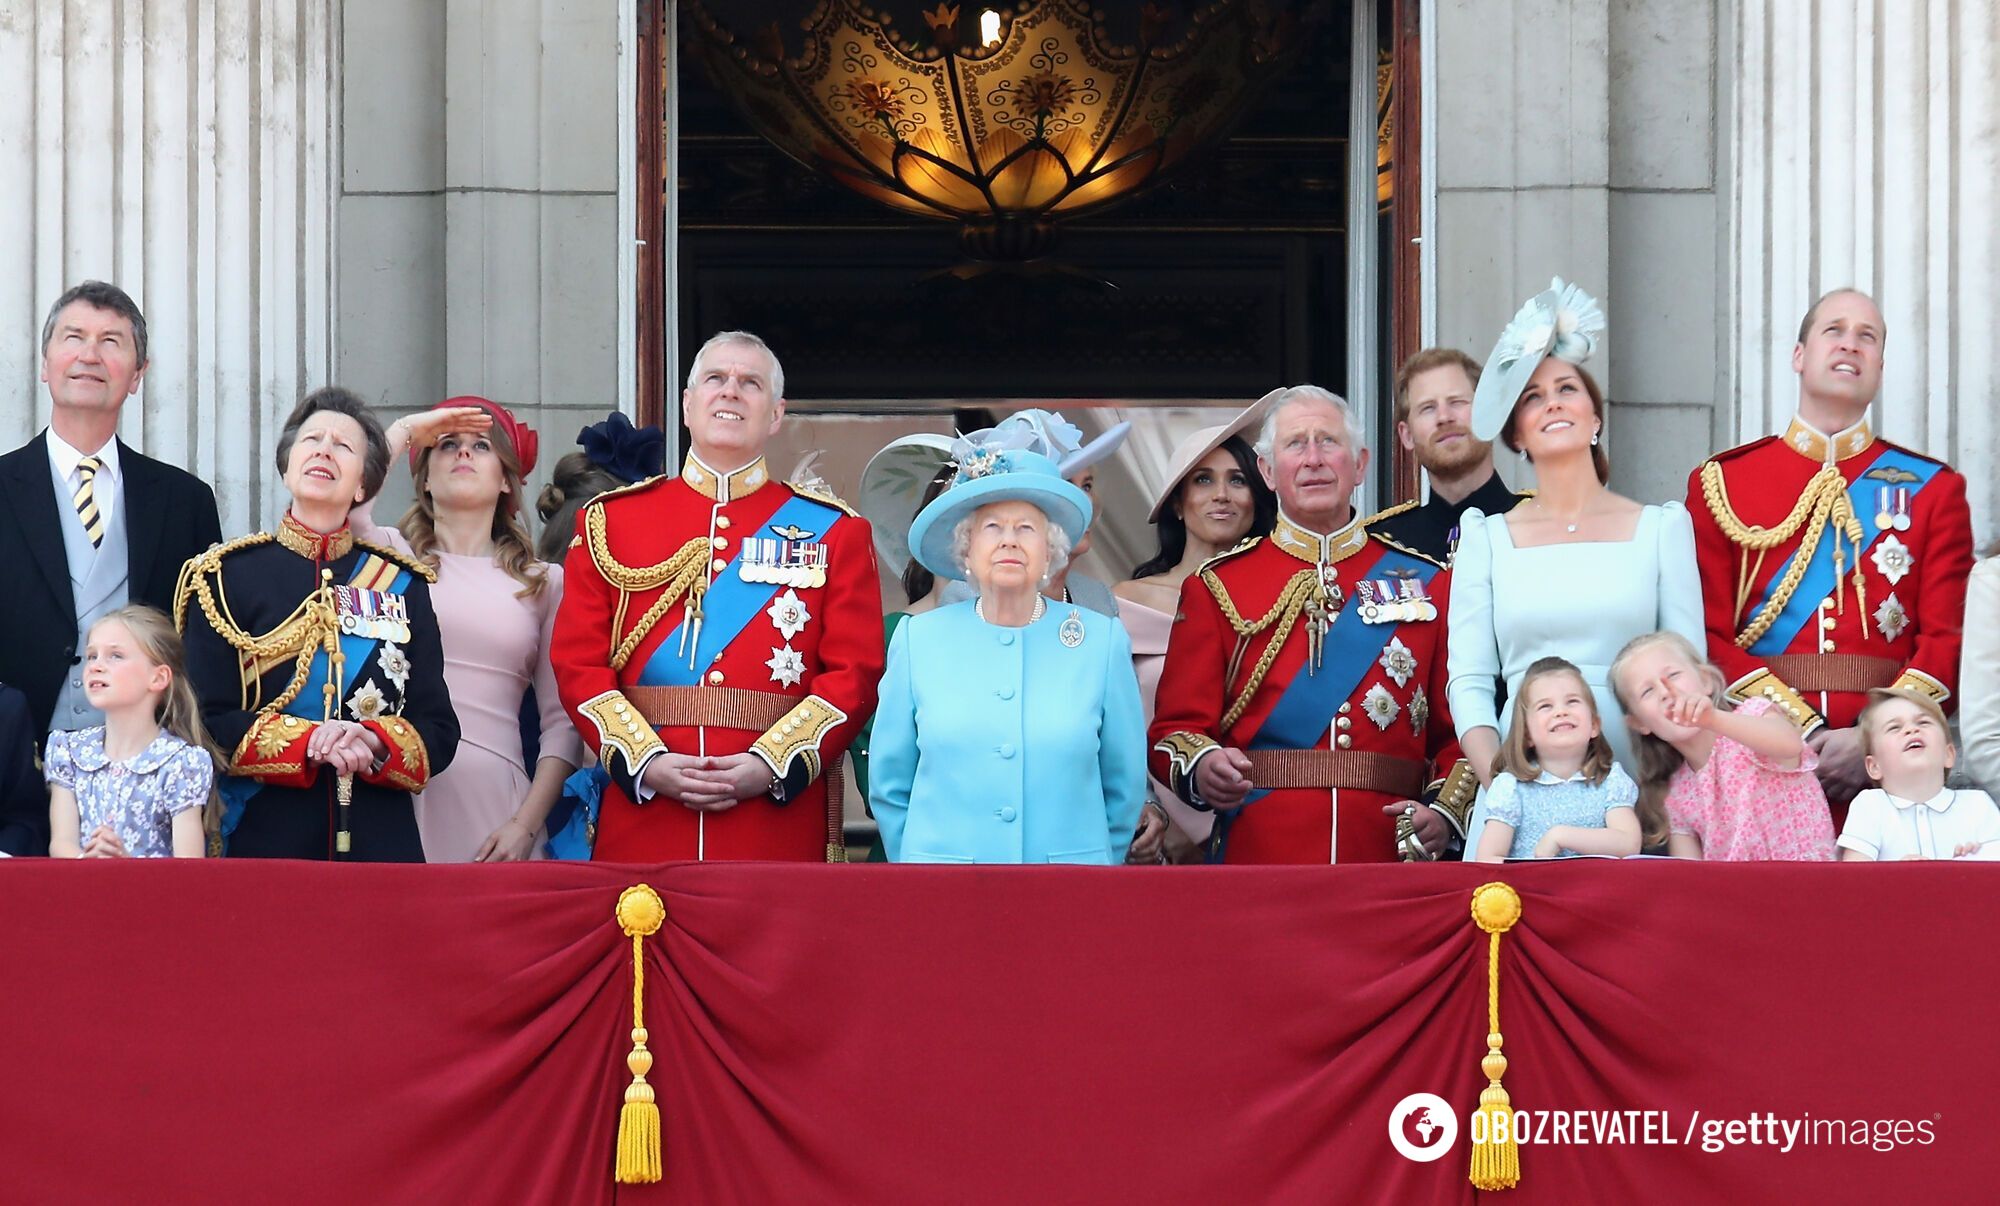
[975,594,1047,625]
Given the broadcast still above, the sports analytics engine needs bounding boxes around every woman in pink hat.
[350,398,585,861]
[1113,401,1276,863]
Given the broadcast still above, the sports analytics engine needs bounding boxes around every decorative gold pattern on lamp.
[685,0,1299,260]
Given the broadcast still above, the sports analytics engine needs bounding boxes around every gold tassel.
[614,884,667,1185]
[1469,882,1524,1191]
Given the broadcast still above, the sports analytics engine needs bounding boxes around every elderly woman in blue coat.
[869,433,1147,863]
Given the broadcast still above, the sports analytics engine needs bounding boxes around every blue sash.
[219,556,416,841]
[638,495,843,687]
[1746,447,1942,657]
[542,765,608,860]
[1209,548,1439,861]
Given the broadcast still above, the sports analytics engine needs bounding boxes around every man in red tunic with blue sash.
[551,332,885,861]
[1687,289,1973,815]
[1150,386,1477,863]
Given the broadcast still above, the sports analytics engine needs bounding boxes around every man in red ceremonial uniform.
[1150,386,1477,863]
[1687,289,1973,813]
[552,331,885,861]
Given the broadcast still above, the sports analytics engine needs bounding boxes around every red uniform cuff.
[359,716,432,793]
[230,712,319,788]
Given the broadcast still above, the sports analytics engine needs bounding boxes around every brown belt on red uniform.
[621,685,794,731]
[1245,749,1427,798]
[1763,654,1901,695]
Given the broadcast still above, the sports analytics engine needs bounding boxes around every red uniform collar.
[276,512,356,561]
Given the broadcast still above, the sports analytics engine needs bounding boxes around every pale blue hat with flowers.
[1471,277,1608,441]
[908,427,1093,581]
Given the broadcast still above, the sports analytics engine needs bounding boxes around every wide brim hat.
[1145,396,1271,523]
[858,432,956,578]
[1058,419,1132,477]
[908,447,1093,581]
[1470,277,1607,442]
[988,408,1132,478]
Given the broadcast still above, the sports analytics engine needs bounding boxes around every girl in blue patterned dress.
[1474,656,1641,861]
[46,606,218,858]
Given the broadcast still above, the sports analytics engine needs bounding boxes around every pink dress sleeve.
[532,563,586,768]
[347,498,416,557]
[1721,696,1818,774]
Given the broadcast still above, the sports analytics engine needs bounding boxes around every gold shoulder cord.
[584,503,715,671]
[1201,566,1320,730]
[174,538,344,718]
[1699,460,1869,648]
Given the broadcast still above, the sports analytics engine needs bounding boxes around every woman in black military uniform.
[176,387,458,860]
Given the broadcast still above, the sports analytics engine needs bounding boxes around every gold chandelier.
[685,1,1300,260]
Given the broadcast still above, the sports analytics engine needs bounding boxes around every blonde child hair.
[1855,687,1951,759]
[90,605,226,840]
[1495,655,1617,784]
[1609,630,1728,848]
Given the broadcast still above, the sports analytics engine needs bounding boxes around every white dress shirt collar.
[46,427,123,486]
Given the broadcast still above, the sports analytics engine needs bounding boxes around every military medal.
[1391,571,1437,621]
[1378,637,1416,688]
[1059,608,1085,648]
[1871,533,1913,585]
[766,589,812,640]
[334,585,412,642]
[1875,486,1913,532]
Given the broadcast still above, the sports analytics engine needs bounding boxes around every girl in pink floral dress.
[1611,631,1834,860]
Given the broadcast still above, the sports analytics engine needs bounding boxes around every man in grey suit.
[0,282,222,800]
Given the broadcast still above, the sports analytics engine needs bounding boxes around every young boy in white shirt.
[1838,688,2000,861]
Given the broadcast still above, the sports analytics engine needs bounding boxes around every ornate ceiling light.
[685,1,1301,261]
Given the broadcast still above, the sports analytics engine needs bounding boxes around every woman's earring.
[1591,430,1601,446]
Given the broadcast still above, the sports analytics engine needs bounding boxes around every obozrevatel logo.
[1388,1093,1459,1162]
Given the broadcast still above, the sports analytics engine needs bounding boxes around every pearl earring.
[1591,430,1600,446]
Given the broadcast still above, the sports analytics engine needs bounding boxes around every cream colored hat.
[1145,395,1273,524]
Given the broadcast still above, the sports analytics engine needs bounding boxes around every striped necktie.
[73,455,105,548]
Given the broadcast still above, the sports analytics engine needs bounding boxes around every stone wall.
[339,0,627,523]
[1431,0,1726,506]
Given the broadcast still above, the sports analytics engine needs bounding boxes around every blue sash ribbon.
[638,495,843,687]
[219,555,415,842]
[1746,447,1942,657]
[1209,547,1439,861]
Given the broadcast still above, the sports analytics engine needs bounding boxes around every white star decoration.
[1378,637,1417,688]
[765,645,806,688]
[1874,593,1908,642]
[377,641,411,693]
[766,589,812,640]
[1871,535,1913,586]
[1363,683,1400,731]
[346,678,388,722]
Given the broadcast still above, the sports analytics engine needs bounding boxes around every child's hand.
[1532,830,1567,859]
[1664,690,1714,730]
[1954,841,1983,858]
[81,824,129,858]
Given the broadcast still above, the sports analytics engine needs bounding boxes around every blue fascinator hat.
[577,411,666,483]
[907,426,1093,581]
[1470,277,1607,441]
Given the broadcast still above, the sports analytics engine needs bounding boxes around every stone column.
[1730,0,2000,539]
[0,0,337,535]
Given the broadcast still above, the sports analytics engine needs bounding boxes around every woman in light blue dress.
[1447,279,1704,842]
[868,431,1146,864]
